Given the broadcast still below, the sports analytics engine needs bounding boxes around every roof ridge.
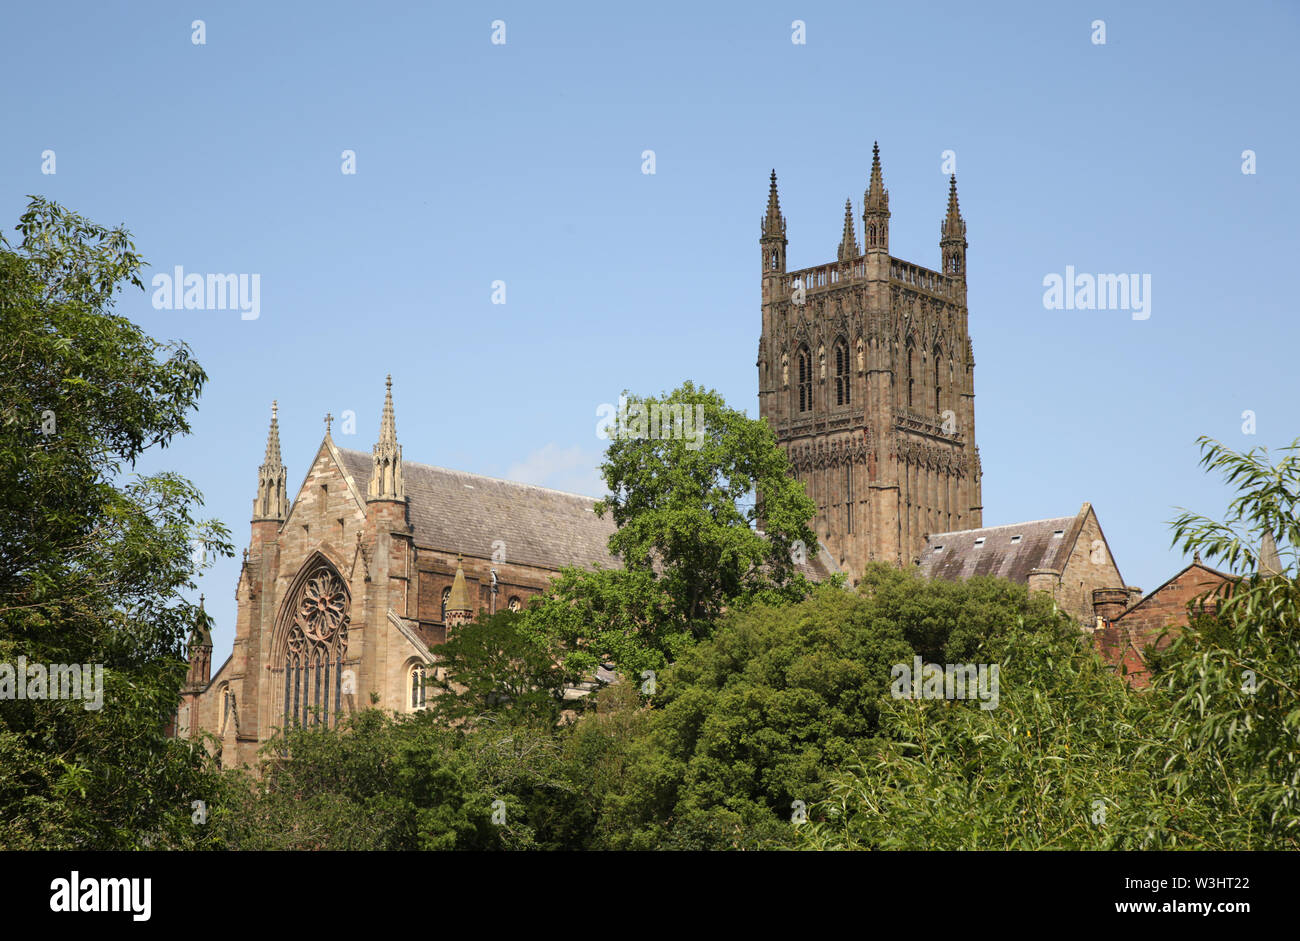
[336,447,605,502]
[927,516,1075,539]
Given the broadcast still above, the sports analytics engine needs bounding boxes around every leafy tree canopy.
[0,197,229,848]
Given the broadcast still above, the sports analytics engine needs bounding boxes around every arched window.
[868,224,876,247]
[441,586,451,622]
[278,560,350,730]
[796,346,812,413]
[833,339,850,406]
[770,250,777,271]
[410,664,427,711]
[508,596,522,613]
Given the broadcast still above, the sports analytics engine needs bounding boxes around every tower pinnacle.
[864,142,888,211]
[940,174,967,278]
[838,198,858,262]
[253,400,289,521]
[762,170,786,238]
[760,170,788,276]
[942,174,965,238]
[367,375,404,501]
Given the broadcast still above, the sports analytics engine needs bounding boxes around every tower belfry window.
[796,347,812,413]
[834,339,850,406]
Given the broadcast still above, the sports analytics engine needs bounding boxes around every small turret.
[445,555,474,631]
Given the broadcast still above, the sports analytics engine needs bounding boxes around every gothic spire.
[367,375,404,501]
[942,174,966,239]
[265,400,283,464]
[837,198,858,262]
[940,175,967,279]
[762,169,786,238]
[253,401,289,521]
[864,142,888,212]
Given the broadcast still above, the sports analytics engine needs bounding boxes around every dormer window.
[1010,535,1022,545]
[973,537,986,548]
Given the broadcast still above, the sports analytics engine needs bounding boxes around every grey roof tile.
[918,515,1077,584]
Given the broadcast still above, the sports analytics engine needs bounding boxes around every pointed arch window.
[796,346,813,413]
[441,586,451,622]
[278,561,349,730]
[833,338,851,406]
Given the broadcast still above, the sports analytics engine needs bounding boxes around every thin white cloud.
[505,443,607,498]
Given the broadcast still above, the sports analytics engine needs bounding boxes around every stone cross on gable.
[324,412,334,436]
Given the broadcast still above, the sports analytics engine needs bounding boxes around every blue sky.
[4,1,1297,656]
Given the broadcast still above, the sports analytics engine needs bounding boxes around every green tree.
[218,709,590,850]
[598,564,1115,850]
[798,609,1162,850]
[522,382,820,680]
[1150,435,1300,848]
[800,437,1300,851]
[429,609,572,726]
[596,571,929,849]
[0,196,230,848]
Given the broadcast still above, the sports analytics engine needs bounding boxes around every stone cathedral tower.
[757,144,982,579]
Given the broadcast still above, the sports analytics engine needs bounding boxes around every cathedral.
[175,378,625,767]
[177,144,1147,765]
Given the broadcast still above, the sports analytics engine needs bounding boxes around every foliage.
[522,381,819,680]
[0,197,229,848]
[215,709,589,850]
[428,609,572,727]
[798,612,1165,849]
[800,437,1300,851]
[1149,436,1300,847]
[592,567,1068,849]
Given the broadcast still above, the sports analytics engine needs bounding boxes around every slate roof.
[334,446,836,581]
[336,448,620,571]
[917,512,1082,584]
